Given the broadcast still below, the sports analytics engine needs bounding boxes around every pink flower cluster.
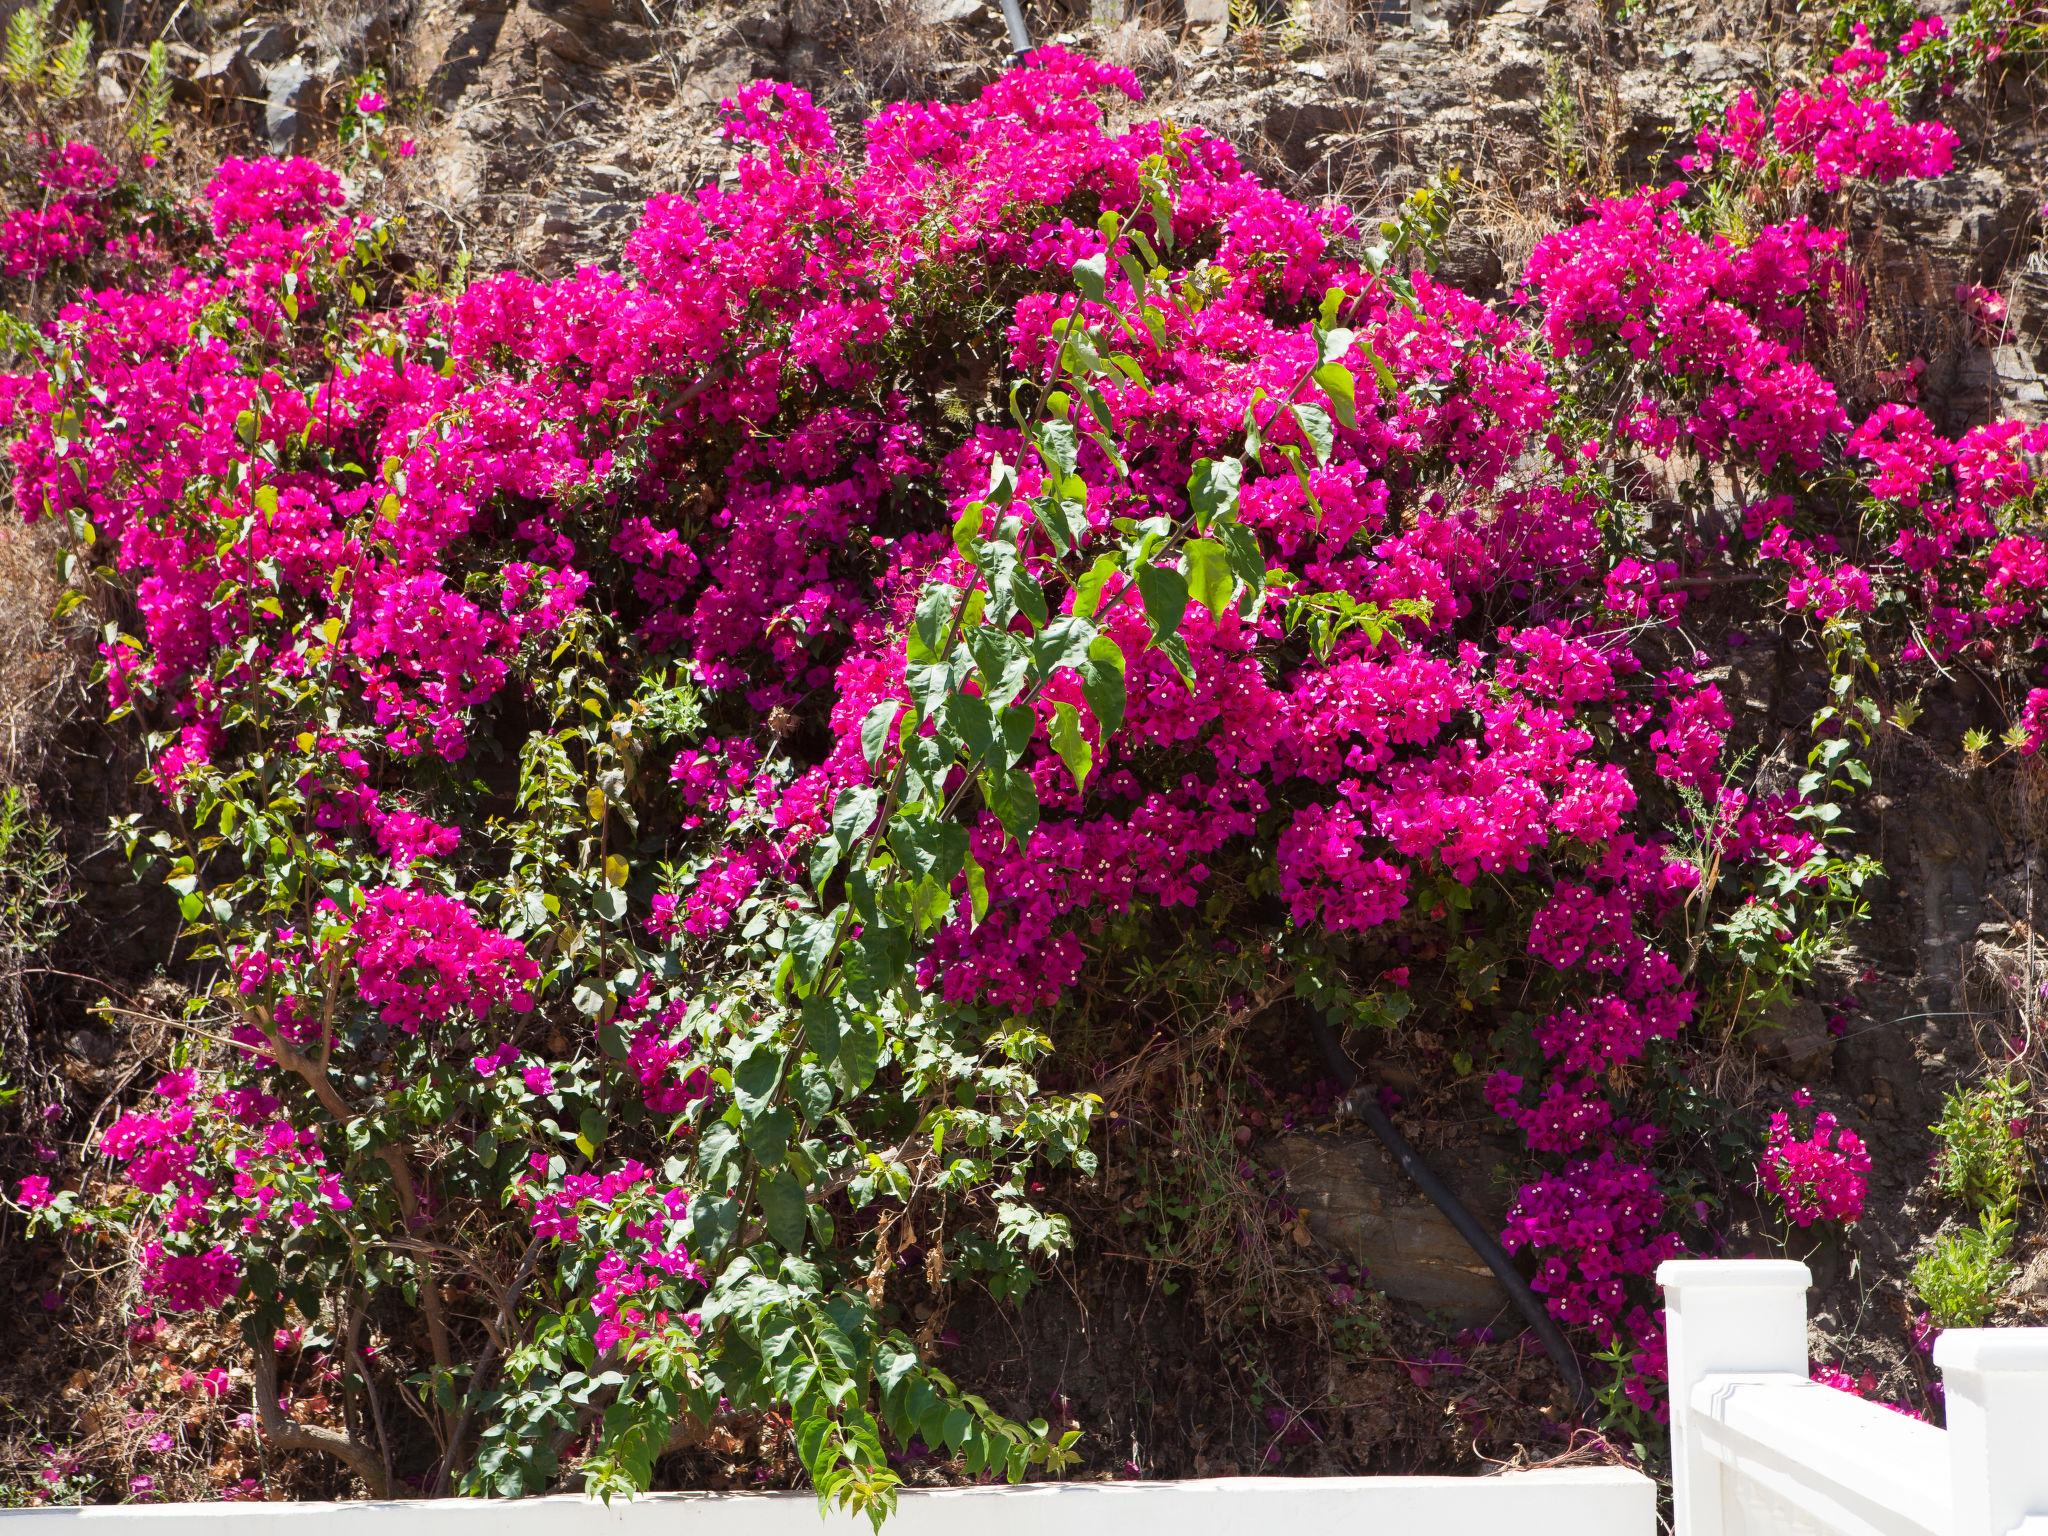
[345,887,540,1032]
[0,141,122,280]
[516,1159,706,1353]
[1524,189,1852,474]
[1813,1362,1925,1419]
[139,1242,241,1314]
[1690,28,1959,191]
[1760,1106,1872,1226]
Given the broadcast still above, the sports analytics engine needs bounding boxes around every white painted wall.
[0,1470,1654,1536]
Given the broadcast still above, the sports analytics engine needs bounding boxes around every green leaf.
[1009,566,1049,628]
[831,786,883,852]
[833,1013,881,1093]
[951,500,985,558]
[1214,519,1268,598]
[743,1105,793,1162]
[1312,360,1358,429]
[1000,704,1035,766]
[1107,353,1150,391]
[939,691,997,766]
[1187,457,1241,531]
[1158,633,1195,687]
[1035,419,1079,481]
[801,996,844,1067]
[908,585,956,662]
[1072,552,1120,620]
[941,1407,972,1452]
[966,627,1032,711]
[760,1170,807,1251]
[733,1043,786,1120]
[982,540,1023,627]
[1049,701,1093,792]
[980,764,1040,842]
[1357,340,1398,397]
[986,455,1018,505]
[887,817,969,885]
[878,1344,919,1397]
[789,914,839,989]
[1036,474,1090,556]
[912,1385,944,1449]
[1292,402,1334,465]
[792,1061,835,1121]
[1079,635,1125,738]
[964,852,990,926]
[684,1194,739,1255]
[698,1122,742,1183]
[860,700,902,767]
[1135,563,1188,644]
[1075,379,1115,435]
[1184,538,1233,620]
[906,654,969,721]
[1072,252,1107,304]
[1032,614,1096,675]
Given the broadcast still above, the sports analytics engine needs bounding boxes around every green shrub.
[1911,1208,2016,1328]
[1930,1075,2030,1215]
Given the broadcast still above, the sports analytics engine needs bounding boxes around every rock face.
[101,0,2048,332]
[1268,1131,1514,1327]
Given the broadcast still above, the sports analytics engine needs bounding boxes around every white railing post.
[1935,1329,2048,1536]
[1658,1260,1812,1536]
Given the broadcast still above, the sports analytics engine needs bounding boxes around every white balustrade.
[1662,1259,2048,1536]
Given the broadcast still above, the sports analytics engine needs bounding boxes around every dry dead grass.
[0,518,82,788]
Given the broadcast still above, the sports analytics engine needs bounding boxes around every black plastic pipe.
[1305,1013,1594,1419]
[996,0,1033,56]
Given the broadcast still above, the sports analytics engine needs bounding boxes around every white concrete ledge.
[1656,1259,1812,1294]
[1692,1375,1948,1536]
[0,1471,1657,1536]
[1931,1329,2048,1375]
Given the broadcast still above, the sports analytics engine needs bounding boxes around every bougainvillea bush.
[2,3,2046,1512]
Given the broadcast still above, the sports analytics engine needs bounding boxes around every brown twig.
[431,1232,548,1496]
[250,1005,457,1380]
[252,1334,391,1498]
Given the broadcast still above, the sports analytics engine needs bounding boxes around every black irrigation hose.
[1305,1013,1596,1420]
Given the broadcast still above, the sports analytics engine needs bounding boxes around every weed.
[127,41,170,159]
[1108,1043,1325,1338]
[0,783,68,1044]
[1930,1075,2030,1215]
[1,2,91,108]
[1541,56,1584,186]
[1,2,55,91]
[1911,1207,2016,1328]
